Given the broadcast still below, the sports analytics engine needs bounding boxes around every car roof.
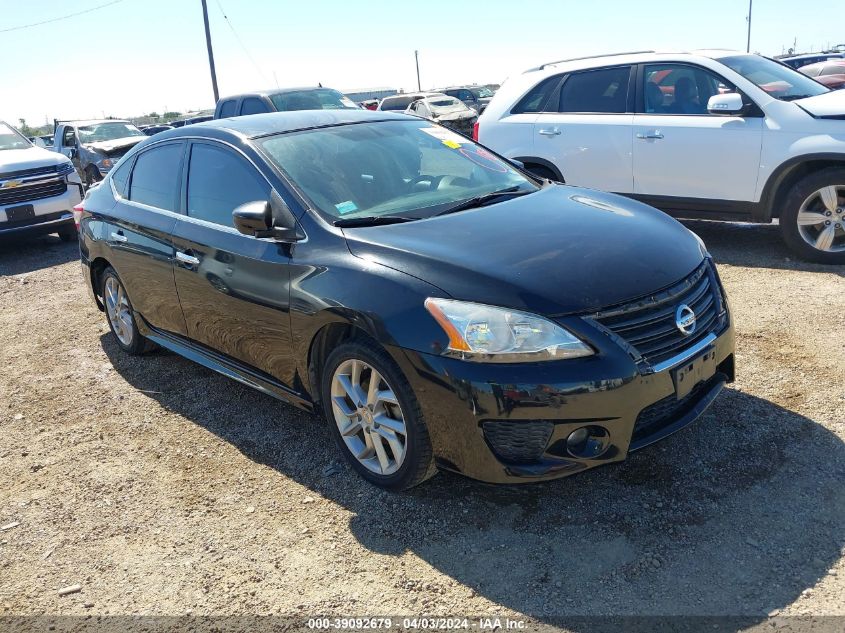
[218,86,335,101]
[154,109,411,141]
[523,49,747,73]
[62,119,131,126]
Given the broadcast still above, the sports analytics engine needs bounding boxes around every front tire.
[780,168,845,264]
[320,340,436,490]
[85,166,101,188]
[57,224,77,242]
[101,267,153,355]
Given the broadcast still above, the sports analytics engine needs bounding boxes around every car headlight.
[424,298,593,363]
[56,162,75,177]
[98,157,113,168]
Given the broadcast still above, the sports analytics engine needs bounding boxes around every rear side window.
[110,158,132,197]
[558,66,631,113]
[241,98,270,115]
[186,143,267,227]
[380,96,413,111]
[511,76,560,113]
[128,144,183,211]
[218,99,237,117]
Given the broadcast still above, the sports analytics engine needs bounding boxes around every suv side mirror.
[707,93,745,116]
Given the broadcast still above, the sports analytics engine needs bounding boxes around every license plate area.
[5,204,35,222]
[672,347,717,400]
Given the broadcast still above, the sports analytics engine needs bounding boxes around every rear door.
[104,141,188,336]
[632,62,763,203]
[532,65,635,192]
[170,140,296,386]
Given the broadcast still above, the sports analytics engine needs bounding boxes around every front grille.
[0,179,67,207]
[0,165,59,181]
[632,377,715,442]
[482,420,554,463]
[594,261,725,366]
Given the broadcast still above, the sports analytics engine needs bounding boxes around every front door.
[632,63,763,202]
[532,65,635,193]
[169,141,296,387]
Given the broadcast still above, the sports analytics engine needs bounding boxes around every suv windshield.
[270,89,358,111]
[78,122,144,143]
[0,122,32,150]
[719,54,830,100]
[258,120,537,221]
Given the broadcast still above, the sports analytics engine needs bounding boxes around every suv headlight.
[56,162,75,177]
[425,298,593,363]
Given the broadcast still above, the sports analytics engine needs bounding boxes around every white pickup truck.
[0,121,83,242]
[52,119,146,187]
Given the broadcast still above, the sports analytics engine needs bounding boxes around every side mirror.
[233,200,272,237]
[707,93,745,116]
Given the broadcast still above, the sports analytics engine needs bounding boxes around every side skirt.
[136,315,315,413]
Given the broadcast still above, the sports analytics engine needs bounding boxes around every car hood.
[0,146,71,174]
[343,186,704,316]
[795,89,845,118]
[83,136,145,154]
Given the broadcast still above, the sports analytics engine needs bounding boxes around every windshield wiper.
[779,94,814,101]
[433,186,531,217]
[333,215,418,228]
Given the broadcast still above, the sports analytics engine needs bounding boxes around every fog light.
[566,426,610,459]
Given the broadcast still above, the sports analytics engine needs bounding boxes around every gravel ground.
[0,221,843,630]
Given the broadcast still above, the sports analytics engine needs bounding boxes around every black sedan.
[78,110,735,490]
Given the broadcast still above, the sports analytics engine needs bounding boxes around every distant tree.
[18,118,34,136]
[162,111,180,119]
[147,112,160,119]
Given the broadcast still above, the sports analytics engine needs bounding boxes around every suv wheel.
[320,340,436,490]
[101,267,153,355]
[781,168,845,263]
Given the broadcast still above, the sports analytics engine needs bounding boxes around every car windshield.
[427,97,467,113]
[0,122,32,150]
[270,89,358,111]
[470,87,494,98]
[257,120,538,221]
[78,122,145,143]
[719,54,830,100]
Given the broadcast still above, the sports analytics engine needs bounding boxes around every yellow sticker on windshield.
[442,139,461,149]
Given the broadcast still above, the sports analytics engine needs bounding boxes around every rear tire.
[780,168,845,264]
[100,267,154,355]
[320,340,436,490]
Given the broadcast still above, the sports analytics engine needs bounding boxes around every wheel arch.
[89,256,112,311]
[758,153,845,220]
[513,156,565,182]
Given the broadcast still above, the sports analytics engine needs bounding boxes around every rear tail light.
[472,121,479,141]
[72,202,84,228]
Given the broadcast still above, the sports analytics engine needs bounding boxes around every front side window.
[557,66,631,113]
[187,143,267,227]
[241,98,269,115]
[258,120,537,222]
[78,122,145,143]
[512,76,560,114]
[128,143,183,211]
[643,64,737,115]
[720,54,829,100]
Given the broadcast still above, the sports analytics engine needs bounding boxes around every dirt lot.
[1,221,843,630]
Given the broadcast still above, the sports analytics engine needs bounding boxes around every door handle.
[636,131,664,140]
[110,231,128,243]
[175,251,200,267]
[538,128,561,136]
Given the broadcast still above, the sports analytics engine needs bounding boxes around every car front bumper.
[392,315,735,484]
[0,185,82,237]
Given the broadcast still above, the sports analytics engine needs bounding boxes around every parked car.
[214,87,358,119]
[142,125,174,136]
[169,120,187,128]
[377,92,443,112]
[78,110,734,490]
[53,119,146,187]
[405,95,478,136]
[40,134,54,148]
[478,50,845,263]
[0,121,82,241]
[776,52,845,70]
[798,60,845,89]
[440,85,495,113]
[359,99,379,110]
[185,115,213,125]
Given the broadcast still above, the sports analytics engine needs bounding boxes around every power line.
[0,0,127,34]
[212,0,270,85]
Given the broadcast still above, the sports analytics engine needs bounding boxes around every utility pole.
[414,50,421,91]
[746,0,753,53]
[201,0,220,103]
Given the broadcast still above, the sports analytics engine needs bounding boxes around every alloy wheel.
[796,185,845,253]
[330,358,407,476]
[104,276,134,346]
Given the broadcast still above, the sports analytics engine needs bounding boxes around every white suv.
[477,50,845,263]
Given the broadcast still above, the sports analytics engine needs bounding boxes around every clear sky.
[1,0,842,125]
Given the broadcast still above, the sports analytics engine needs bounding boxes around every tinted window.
[558,66,631,113]
[111,158,133,197]
[128,143,183,211]
[218,100,237,117]
[512,76,560,113]
[186,143,267,227]
[643,64,737,115]
[241,98,270,115]
[380,96,413,111]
